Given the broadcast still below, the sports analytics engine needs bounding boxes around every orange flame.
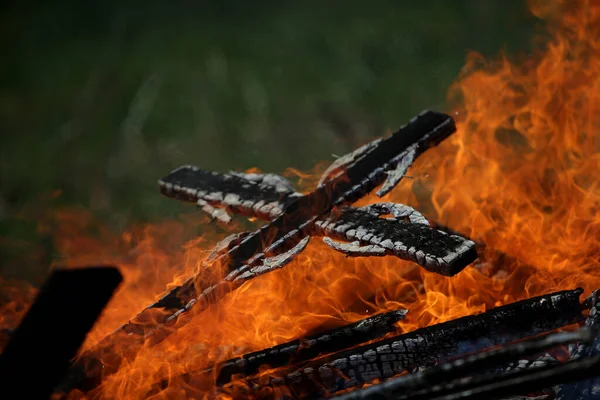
[3,0,600,398]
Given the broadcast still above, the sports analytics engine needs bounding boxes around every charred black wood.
[315,203,477,276]
[556,290,600,400]
[159,169,301,222]
[215,309,407,385]
[330,328,592,400]
[58,110,460,395]
[334,353,559,400]
[0,267,122,400]
[237,289,584,397]
[570,290,600,360]
[499,353,560,373]
[154,309,407,392]
[401,354,600,400]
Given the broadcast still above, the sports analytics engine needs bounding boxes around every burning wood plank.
[228,289,584,397]
[58,110,475,394]
[150,309,407,393]
[0,267,122,400]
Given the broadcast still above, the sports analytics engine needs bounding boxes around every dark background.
[0,1,542,283]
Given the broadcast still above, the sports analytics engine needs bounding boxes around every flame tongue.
[416,0,600,288]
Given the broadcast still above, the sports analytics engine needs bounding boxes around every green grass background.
[0,1,541,283]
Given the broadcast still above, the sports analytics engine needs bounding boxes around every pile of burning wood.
[0,111,598,399]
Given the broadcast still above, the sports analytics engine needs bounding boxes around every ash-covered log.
[57,110,463,395]
[331,328,593,400]
[315,203,476,276]
[159,169,301,222]
[152,309,407,392]
[232,289,584,397]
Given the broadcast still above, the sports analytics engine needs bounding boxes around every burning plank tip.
[0,267,122,400]
[317,203,478,276]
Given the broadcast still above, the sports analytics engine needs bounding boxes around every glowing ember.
[2,0,600,398]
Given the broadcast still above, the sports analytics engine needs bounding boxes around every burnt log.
[215,309,407,385]
[159,169,301,221]
[235,289,584,397]
[398,354,600,400]
[152,309,407,393]
[331,328,592,400]
[57,110,461,395]
[315,203,476,276]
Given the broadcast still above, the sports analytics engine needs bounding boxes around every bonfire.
[1,1,599,399]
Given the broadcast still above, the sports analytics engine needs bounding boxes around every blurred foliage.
[0,0,541,281]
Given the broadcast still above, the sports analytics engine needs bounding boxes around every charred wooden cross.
[158,110,476,275]
[58,110,477,393]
